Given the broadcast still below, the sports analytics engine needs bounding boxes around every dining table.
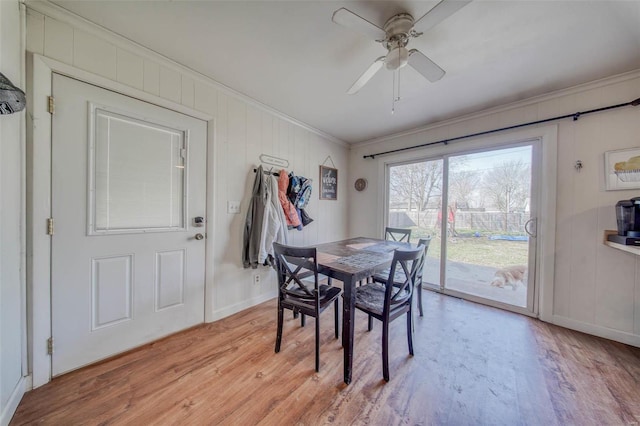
[313,236,412,385]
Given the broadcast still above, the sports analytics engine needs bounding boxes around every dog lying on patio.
[490,265,528,290]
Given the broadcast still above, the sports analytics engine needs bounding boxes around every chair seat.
[285,284,341,309]
[355,283,409,316]
[372,269,406,285]
[372,270,424,290]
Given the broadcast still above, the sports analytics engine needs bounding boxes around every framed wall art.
[605,147,640,190]
[319,165,338,200]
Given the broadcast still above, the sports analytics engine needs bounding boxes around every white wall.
[349,72,640,347]
[212,95,348,318]
[0,1,27,424]
[24,4,348,328]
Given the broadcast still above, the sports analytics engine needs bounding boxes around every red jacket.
[278,170,301,228]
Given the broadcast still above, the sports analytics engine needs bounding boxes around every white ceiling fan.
[332,0,472,95]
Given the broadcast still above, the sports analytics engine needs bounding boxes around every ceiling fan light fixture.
[384,46,409,70]
[333,0,471,94]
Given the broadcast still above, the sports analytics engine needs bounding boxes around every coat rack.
[253,167,280,177]
[259,154,289,169]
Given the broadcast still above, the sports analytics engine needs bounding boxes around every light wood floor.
[11,291,640,425]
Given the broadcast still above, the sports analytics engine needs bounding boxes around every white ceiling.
[51,0,640,144]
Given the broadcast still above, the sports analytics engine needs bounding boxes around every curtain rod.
[363,97,640,159]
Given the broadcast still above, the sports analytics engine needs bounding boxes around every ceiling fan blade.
[413,0,472,33]
[332,8,387,41]
[347,56,385,95]
[407,49,445,82]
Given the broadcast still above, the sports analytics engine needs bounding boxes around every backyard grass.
[411,227,529,268]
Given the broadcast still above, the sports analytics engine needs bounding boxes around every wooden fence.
[389,210,530,233]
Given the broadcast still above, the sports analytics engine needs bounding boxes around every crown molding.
[354,68,640,149]
[23,0,348,148]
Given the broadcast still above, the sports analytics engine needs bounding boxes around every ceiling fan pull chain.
[396,47,401,103]
[397,66,401,102]
[391,70,396,114]
[391,65,402,115]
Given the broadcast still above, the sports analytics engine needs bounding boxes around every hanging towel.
[243,166,268,268]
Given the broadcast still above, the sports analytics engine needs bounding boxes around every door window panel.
[90,108,186,234]
[388,159,443,287]
[445,146,532,307]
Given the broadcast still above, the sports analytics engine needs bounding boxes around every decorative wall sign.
[319,165,338,200]
[605,147,640,190]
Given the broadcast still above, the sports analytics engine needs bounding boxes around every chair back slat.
[415,237,432,282]
[273,243,318,301]
[385,227,412,243]
[384,247,423,313]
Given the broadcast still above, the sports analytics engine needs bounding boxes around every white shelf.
[603,230,640,255]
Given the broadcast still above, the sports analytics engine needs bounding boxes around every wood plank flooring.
[10,291,640,425]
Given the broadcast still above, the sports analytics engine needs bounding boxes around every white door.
[51,74,207,376]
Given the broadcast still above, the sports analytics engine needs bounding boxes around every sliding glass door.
[388,158,444,288]
[386,141,538,315]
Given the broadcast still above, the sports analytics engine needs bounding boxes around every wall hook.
[574,160,583,172]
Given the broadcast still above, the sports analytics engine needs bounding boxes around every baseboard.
[209,291,277,322]
[1,375,31,426]
[551,315,640,348]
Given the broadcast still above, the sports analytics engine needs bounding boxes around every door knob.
[195,233,204,240]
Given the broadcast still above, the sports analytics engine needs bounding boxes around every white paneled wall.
[212,97,348,315]
[1,0,27,423]
[25,7,348,321]
[349,73,640,346]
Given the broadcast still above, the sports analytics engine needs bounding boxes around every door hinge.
[47,337,54,355]
[47,218,54,235]
[47,96,55,114]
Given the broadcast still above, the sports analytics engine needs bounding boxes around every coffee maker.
[608,197,640,245]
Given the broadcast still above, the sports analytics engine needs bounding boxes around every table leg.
[342,276,356,385]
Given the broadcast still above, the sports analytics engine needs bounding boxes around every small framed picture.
[319,165,338,200]
[605,147,640,190]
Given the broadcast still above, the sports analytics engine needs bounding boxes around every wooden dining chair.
[354,226,411,287]
[273,242,341,372]
[385,227,412,243]
[371,237,431,317]
[354,247,423,381]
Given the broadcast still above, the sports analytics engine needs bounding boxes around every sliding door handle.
[524,218,537,238]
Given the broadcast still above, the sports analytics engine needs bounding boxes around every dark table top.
[314,237,412,281]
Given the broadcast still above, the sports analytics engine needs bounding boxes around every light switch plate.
[227,201,240,214]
